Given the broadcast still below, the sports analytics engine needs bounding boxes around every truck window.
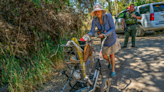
[139,5,150,14]
[153,4,164,12]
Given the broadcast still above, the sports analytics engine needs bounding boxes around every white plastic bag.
[99,51,104,60]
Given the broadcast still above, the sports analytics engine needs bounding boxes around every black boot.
[122,46,127,48]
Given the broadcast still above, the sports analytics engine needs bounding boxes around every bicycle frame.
[88,35,107,92]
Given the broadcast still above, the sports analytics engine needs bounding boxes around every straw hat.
[90,4,107,16]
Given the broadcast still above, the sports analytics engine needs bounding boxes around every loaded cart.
[60,35,111,92]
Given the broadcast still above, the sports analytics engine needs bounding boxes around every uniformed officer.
[121,4,142,48]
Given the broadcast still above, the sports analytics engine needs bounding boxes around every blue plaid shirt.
[88,13,117,47]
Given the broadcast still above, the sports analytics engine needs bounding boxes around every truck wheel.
[136,25,145,37]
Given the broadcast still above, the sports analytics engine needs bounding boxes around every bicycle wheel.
[100,79,111,92]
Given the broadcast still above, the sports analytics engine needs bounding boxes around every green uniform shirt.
[123,10,141,25]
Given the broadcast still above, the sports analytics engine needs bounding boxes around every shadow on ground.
[106,33,164,92]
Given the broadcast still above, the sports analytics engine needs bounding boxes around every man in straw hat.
[86,4,121,77]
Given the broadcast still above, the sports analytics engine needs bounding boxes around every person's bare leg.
[110,54,115,72]
[103,55,111,64]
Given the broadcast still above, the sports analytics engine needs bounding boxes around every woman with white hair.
[86,4,121,77]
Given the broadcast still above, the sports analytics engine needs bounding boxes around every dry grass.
[54,60,66,71]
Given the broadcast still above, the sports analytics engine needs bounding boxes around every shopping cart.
[60,35,111,92]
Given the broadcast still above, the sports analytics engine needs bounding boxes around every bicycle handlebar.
[94,35,107,49]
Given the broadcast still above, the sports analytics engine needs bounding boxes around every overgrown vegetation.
[0,0,88,91]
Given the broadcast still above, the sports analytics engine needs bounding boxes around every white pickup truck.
[114,2,164,36]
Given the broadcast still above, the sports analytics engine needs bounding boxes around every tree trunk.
[90,0,93,13]
[114,0,119,16]
[132,0,135,3]
[123,0,126,7]
[149,0,151,3]
[117,0,119,14]
[114,0,117,16]
[106,0,112,15]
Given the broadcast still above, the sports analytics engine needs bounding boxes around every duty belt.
[126,24,136,26]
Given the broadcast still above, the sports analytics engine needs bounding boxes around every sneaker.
[108,64,112,69]
[122,46,127,48]
[111,72,116,77]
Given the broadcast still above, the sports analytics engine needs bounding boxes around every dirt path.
[109,32,164,92]
[37,32,164,92]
